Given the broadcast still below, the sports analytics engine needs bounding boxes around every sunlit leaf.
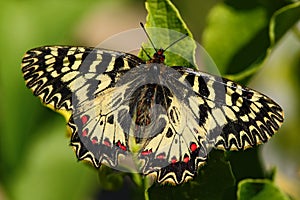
[269,2,300,47]
[140,0,196,69]
[238,179,290,200]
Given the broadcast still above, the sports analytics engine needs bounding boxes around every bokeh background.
[0,0,299,199]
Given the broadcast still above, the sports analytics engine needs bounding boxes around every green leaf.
[202,2,268,75]
[202,1,292,81]
[237,179,291,200]
[227,148,265,183]
[140,0,197,69]
[98,166,125,191]
[269,2,300,47]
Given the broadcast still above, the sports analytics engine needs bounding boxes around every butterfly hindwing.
[172,66,284,151]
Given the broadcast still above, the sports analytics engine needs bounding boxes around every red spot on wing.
[171,157,177,164]
[156,153,165,160]
[190,142,197,152]
[82,129,88,137]
[92,137,98,144]
[141,149,152,156]
[183,155,190,163]
[116,141,127,151]
[81,115,89,125]
[103,139,111,147]
[120,145,127,151]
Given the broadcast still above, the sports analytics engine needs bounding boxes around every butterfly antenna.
[140,22,157,53]
[164,33,189,51]
[141,46,152,60]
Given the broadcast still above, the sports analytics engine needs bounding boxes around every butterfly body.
[22,45,284,185]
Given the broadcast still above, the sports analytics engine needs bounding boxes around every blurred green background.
[0,0,299,199]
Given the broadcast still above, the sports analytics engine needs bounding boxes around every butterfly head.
[150,48,165,64]
[140,23,187,65]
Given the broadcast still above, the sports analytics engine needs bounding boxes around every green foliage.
[140,0,197,69]
[202,1,299,82]
[98,166,125,191]
[269,2,300,46]
[238,179,290,200]
[203,3,269,76]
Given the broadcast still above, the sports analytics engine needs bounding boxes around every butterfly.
[21,25,284,185]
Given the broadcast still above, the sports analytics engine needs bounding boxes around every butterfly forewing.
[22,46,143,112]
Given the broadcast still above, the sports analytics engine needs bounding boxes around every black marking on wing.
[22,46,144,111]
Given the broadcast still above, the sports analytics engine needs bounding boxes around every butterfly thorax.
[128,83,172,143]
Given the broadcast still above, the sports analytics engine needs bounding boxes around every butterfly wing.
[22,46,143,114]
[171,66,284,151]
[137,65,283,184]
[22,46,144,168]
